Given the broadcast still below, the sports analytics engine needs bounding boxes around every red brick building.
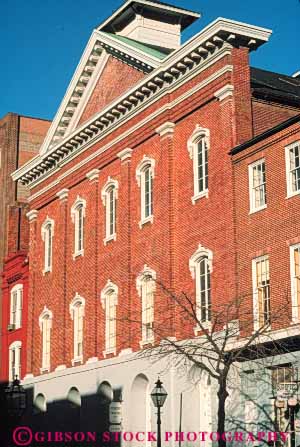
[7,0,300,436]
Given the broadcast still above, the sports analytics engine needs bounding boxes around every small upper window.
[71,197,86,258]
[70,294,85,364]
[9,341,21,382]
[101,178,119,244]
[39,307,53,371]
[249,159,267,213]
[136,157,155,227]
[189,244,213,327]
[9,284,23,330]
[41,218,54,273]
[290,244,300,323]
[252,255,270,330]
[187,125,210,203]
[286,141,300,197]
[101,281,118,355]
[136,266,156,345]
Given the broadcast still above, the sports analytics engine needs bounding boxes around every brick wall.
[252,99,299,136]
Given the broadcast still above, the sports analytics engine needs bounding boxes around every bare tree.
[125,274,292,447]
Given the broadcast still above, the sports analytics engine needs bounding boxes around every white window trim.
[189,244,213,332]
[248,158,267,214]
[9,284,23,330]
[71,196,86,259]
[187,125,210,204]
[101,280,118,356]
[136,265,156,346]
[41,217,54,274]
[9,340,22,382]
[39,307,53,373]
[290,244,300,324]
[285,141,300,199]
[101,177,119,245]
[252,255,271,332]
[70,294,85,365]
[136,156,155,228]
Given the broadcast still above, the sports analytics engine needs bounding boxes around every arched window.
[9,284,23,330]
[34,393,47,413]
[101,178,118,244]
[71,197,86,258]
[136,266,156,345]
[101,281,118,355]
[136,157,155,227]
[187,125,210,203]
[70,294,85,364]
[39,307,53,371]
[9,341,21,382]
[189,245,213,327]
[41,218,54,273]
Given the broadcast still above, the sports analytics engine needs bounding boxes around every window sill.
[139,338,155,348]
[139,215,154,228]
[286,190,300,199]
[71,356,83,366]
[249,204,267,215]
[7,325,22,332]
[103,348,116,358]
[42,268,52,276]
[40,367,50,374]
[72,250,84,260]
[192,190,208,204]
[194,321,211,335]
[104,234,116,245]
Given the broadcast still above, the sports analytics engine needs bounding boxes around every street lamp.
[5,376,27,418]
[151,379,168,447]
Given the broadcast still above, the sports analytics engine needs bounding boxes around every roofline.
[0,112,51,122]
[97,0,201,32]
[230,114,300,156]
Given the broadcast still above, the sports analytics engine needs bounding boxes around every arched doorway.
[130,374,151,447]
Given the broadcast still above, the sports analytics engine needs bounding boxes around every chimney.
[98,0,200,51]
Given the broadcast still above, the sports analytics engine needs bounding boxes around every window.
[252,256,270,330]
[286,141,300,197]
[136,266,156,345]
[70,294,85,364]
[290,244,300,322]
[41,218,54,273]
[9,284,23,330]
[187,125,210,203]
[249,159,267,212]
[71,197,86,257]
[9,341,21,382]
[136,156,155,227]
[39,307,53,371]
[189,245,213,327]
[101,178,118,244]
[101,281,118,355]
[271,364,295,390]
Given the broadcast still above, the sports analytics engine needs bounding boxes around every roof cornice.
[12,18,272,186]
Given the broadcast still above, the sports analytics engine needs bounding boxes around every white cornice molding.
[86,168,100,181]
[56,188,69,201]
[214,84,234,101]
[12,18,271,187]
[26,210,38,222]
[117,148,133,162]
[156,121,175,137]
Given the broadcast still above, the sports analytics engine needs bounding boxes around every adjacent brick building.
[6,0,300,438]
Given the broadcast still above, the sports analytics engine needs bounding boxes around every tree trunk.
[217,375,229,447]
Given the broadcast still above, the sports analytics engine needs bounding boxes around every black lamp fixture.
[151,378,168,447]
[5,376,27,418]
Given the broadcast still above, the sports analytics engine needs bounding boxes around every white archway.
[130,374,151,447]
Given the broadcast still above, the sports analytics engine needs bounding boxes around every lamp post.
[5,376,27,419]
[151,379,168,447]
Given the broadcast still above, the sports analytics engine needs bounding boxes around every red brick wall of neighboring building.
[252,99,299,136]
[24,45,255,377]
[232,119,300,333]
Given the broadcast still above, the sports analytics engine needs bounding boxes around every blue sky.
[1,0,299,121]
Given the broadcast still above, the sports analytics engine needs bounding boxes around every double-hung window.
[9,284,23,330]
[252,256,270,330]
[290,244,300,322]
[136,157,155,227]
[41,218,54,273]
[101,281,118,355]
[187,125,210,203]
[286,141,300,197]
[70,295,85,364]
[39,307,53,371]
[71,197,86,257]
[9,341,21,382]
[102,178,118,244]
[136,266,156,345]
[249,159,267,212]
